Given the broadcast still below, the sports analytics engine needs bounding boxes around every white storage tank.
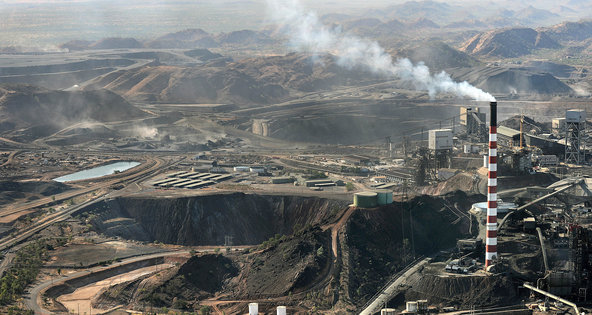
[470,201,517,214]
[249,303,258,315]
[406,301,418,313]
[483,154,489,168]
[277,306,287,315]
[428,129,453,150]
[234,166,250,172]
[566,109,586,123]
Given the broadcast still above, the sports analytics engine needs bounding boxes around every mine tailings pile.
[75,193,349,245]
[72,191,480,313]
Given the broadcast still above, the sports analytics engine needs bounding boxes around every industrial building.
[428,129,453,151]
[496,126,523,147]
[305,179,335,187]
[460,107,487,142]
[375,168,414,183]
[152,170,233,189]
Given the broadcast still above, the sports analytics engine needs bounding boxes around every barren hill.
[449,66,573,94]
[89,38,143,50]
[215,30,275,45]
[145,29,219,49]
[460,28,560,58]
[0,84,145,140]
[88,54,379,105]
[395,41,479,71]
[542,20,592,42]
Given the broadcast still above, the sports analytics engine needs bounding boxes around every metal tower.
[565,110,586,164]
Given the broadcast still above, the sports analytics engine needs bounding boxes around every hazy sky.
[0,0,588,47]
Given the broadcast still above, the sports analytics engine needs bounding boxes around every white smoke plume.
[266,0,496,102]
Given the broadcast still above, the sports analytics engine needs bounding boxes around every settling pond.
[53,161,140,183]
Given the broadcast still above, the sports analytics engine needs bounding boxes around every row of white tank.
[249,303,286,315]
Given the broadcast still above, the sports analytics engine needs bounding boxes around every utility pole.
[401,180,408,264]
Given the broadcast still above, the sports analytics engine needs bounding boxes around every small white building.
[233,166,250,172]
[429,129,453,151]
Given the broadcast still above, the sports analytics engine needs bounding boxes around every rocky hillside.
[542,20,592,42]
[395,41,480,71]
[346,191,479,305]
[0,84,145,141]
[84,191,479,313]
[94,229,330,313]
[460,28,560,58]
[87,53,380,105]
[78,193,349,245]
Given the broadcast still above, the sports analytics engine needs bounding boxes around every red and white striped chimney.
[485,101,498,268]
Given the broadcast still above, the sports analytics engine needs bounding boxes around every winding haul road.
[0,156,164,222]
[0,156,173,253]
[24,251,189,315]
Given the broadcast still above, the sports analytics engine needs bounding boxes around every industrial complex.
[3,0,592,314]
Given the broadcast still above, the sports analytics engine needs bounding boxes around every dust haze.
[1,0,592,314]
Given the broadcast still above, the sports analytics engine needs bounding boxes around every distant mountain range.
[459,19,592,58]
[60,29,277,51]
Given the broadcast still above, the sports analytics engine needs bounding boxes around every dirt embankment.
[74,191,491,313]
[77,193,349,246]
[94,229,330,312]
[346,191,481,305]
[0,180,71,206]
[93,254,238,310]
[404,274,518,307]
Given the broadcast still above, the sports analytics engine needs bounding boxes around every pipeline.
[536,227,549,273]
[523,283,579,315]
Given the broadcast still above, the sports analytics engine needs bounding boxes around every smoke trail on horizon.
[266,0,496,102]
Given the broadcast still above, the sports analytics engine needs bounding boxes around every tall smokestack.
[486,101,498,268]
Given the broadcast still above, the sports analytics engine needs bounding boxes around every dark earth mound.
[347,191,480,304]
[77,193,348,246]
[0,84,145,141]
[0,180,70,205]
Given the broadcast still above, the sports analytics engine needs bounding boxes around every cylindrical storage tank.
[375,189,393,205]
[381,309,397,315]
[277,306,287,315]
[386,191,393,204]
[354,192,378,208]
[249,303,258,315]
[375,189,387,205]
[471,201,517,214]
[406,301,418,313]
[483,154,489,168]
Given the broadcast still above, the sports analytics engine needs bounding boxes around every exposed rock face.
[460,28,560,58]
[79,193,349,245]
